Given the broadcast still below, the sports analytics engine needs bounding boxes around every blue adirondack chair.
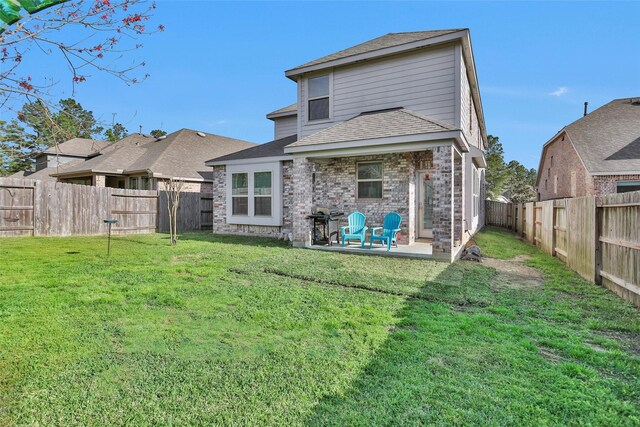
[341,212,368,248]
[370,212,402,251]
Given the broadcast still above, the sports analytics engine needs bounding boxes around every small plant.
[163,178,184,246]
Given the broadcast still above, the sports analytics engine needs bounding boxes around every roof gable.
[564,98,640,173]
[286,30,465,77]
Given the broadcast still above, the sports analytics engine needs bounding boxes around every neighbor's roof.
[8,159,85,181]
[266,103,297,119]
[565,98,640,174]
[286,29,465,76]
[55,129,256,180]
[286,108,455,149]
[207,134,297,165]
[42,138,110,157]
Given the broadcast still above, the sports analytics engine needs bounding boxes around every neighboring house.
[207,29,488,260]
[53,129,255,192]
[536,98,640,201]
[9,138,112,181]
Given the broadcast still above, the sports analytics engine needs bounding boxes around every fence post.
[551,202,557,257]
[594,197,602,285]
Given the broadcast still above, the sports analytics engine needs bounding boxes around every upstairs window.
[308,75,330,121]
[357,162,383,199]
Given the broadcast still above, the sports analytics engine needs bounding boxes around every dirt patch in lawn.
[483,255,544,289]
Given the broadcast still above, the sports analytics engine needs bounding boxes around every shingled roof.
[55,129,255,180]
[286,29,465,76]
[42,138,111,157]
[564,98,640,173]
[266,103,297,119]
[207,134,297,165]
[285,108,454,149]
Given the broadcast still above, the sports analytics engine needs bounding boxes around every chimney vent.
[583,102,588,117]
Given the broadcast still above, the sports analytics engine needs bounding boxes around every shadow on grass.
[297,254,640,425]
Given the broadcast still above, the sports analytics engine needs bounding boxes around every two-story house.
[536,98,640,201]
[10,138,112,181]
[207,29,487,261]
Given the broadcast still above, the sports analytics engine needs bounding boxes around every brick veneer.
[593,174,640,196]
[209,161,294,239]
[310,153,428,246]
[211,147,457,255]
[432,146,453,253]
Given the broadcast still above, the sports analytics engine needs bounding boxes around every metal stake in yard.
[103,219,118,256]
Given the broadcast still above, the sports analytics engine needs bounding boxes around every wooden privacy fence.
[1,178,213,237]
[485,192,640,307]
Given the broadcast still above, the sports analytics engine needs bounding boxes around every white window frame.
[305,73,333,123]
[357,161,383,199]
[226,162,282,226]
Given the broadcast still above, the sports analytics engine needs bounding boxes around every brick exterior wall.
[593,174,640,196]
[432,146,453,253]
[310,153,430,246]
[453,153,463,245]
[210,147,458,255]
[291,157,314,246]
[209,162,294,239]
[537,131,592,200]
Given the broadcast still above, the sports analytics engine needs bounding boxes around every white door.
[417,171,433,239]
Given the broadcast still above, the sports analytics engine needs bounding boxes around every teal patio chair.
[341,212,368,248]
[370,212,402,251]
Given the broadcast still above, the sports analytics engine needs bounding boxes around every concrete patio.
[307,240,438,260]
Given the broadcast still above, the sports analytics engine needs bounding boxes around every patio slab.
[306,241,437,260]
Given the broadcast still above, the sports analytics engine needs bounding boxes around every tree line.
[485,135,537,203]
[0,98,166,176]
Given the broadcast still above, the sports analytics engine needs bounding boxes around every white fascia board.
[266,111,297,120]
[206,156,292,167]
[284,130,466,155]
[468,144,487,168]
[285,31,466,79]
[153,175,207,182]
[290,141,454,159]
[589,170,640,176]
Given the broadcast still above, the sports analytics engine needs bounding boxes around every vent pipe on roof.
[583,102,588,117]
[197,131,206,137]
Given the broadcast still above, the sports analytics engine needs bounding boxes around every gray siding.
[299,45,457,138]
[273,115,297,140]
[459,50,482,149]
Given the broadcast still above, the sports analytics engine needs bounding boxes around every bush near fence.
[486,192,640,308]
[0,178,212,237]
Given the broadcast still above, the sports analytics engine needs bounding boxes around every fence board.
[484,191,639,307]
[0,178,158,237]
[598,191,640,306]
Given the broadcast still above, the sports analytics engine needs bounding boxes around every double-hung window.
[357,162,383,199]
[232,173,249,215]
[308,75,330,121]
[254,172,272,216]
[227,163,282,226]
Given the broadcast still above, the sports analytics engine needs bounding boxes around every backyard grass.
[0,227,638,426]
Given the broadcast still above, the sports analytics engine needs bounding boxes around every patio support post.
[291,156,313,247]
[453,151,463,247]
[432,145,454,255]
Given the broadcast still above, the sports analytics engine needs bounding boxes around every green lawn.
[0,227,638,426]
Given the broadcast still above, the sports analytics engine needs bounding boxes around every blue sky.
[5,1,640,169]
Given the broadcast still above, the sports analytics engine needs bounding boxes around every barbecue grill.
[307,207,344,246]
